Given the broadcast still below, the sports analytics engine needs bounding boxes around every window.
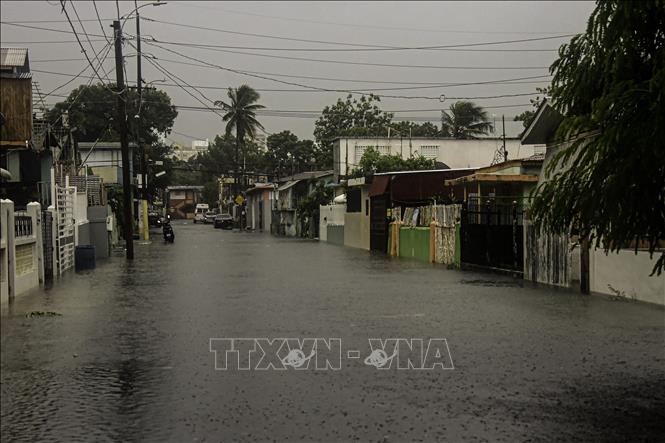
[355,145,391,164]
[419,145,439,159]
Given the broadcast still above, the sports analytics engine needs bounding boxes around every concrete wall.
[0,200,11,303]
[319,204,346,243]
[343,185,370,250]
[1,201,43,303]
[590,249,665,306]
[335,138,536,177]
[344,213,370,250]
[326,225,345,246]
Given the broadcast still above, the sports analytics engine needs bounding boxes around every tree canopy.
[530,0,665,274]
[46,84,177,145]
[441,101,492,139]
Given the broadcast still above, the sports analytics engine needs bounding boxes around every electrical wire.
[141,40,542,100]
[169,2,576,36]
[93,0,111,44]
[32,59,552,86]
[58,0,108,83]
[140,36,551,70]
[31,68,551,92]
[70,0,112,80]
[141,17,575,49]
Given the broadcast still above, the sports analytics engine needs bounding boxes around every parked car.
[194,203,209,223]
[213,213,234,230]
[204,211,217,224]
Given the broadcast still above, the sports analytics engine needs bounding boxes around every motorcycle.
[162,216,175,243]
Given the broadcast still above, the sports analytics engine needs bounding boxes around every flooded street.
[2,222,664,442]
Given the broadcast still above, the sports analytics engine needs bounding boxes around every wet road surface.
[2,222,664,442]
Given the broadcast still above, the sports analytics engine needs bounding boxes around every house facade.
[166,185,203,219]
[78,141,136,185]
[273,171,333,237]
[245,183,276,231]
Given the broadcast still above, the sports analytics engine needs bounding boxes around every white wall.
[319,204,346,242]
[334,138,536,177]
[590,249,665,306]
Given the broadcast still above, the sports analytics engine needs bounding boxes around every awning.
[368,175,390,197]
[391,169,475,202]
[277,180,301,192]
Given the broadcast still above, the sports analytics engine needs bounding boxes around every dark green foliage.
[350,147,437,178]
[314,94,393,168]
[46,84,177,145]
[530,0,665,274]
[441,101,492,139]
[265,130,326,177]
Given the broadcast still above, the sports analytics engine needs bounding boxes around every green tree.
[351,147,436,177]
[214,85,265,189]
[530,0,665,274]
[514,87,550,129]
[46,84,177,144]
[314,94,393,168]
[390,121,441,137]
[265,131,321,177]
[441,101,492,139]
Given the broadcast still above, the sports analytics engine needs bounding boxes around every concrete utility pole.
[113,20,134,259]
[135,3,149,241]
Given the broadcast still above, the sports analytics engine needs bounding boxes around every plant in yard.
[530,0,665,275]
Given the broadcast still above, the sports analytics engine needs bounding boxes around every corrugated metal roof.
[0,48,28,68]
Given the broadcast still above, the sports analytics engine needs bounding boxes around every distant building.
[172,138,210,162]
[79,141,136,185]
[333,136,538,181]
[166,185,203,219]
[191,139,209,153]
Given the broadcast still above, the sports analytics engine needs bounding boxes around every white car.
[193,203,209,223]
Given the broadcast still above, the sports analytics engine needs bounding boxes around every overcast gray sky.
[1,1,595,146]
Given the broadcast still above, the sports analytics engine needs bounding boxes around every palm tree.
[214,85,264,193]
[441,101,493,139]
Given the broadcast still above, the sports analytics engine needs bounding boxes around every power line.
[142,16,575,49]
[58,1,108,83]
[169,2,576,36]
[70,0,112,80]
[32,59,553,86]
[141,40,541,100]
[2,39,108,44]
[31,68,551,93]
[139,36,551,70]
[93,0,111,44]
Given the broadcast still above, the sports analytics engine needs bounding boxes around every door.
[370,196,389,253]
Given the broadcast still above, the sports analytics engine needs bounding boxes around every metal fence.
[14,211,33,238]
[41,210,54,280]
[460,201,524,272]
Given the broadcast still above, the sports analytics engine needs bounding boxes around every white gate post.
[4,200,16,300]
[0,200,14,303]
[48,205,58,278]
[27,202,44,284]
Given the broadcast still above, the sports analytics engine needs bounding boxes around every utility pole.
[135,4,149,241]
[113,20,134,259]
[502,114,507,162]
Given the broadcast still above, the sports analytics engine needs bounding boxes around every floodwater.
[2,222,664,442]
